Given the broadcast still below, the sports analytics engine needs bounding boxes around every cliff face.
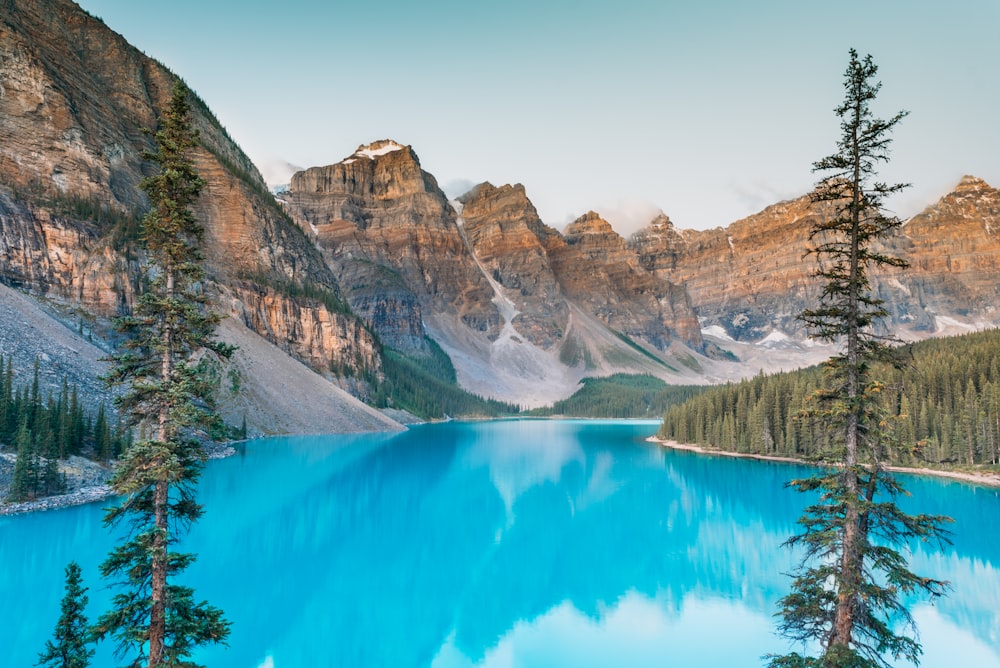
[631,176,1000,341]
[283,155,714,405]
[457,182,567,349]
[0,0,379,378]
[883,176,1000,329]
[552,211,703,350]
[631,195,830,340]
[282,141,500,353]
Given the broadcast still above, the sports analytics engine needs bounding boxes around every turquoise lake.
[2,419,999,667]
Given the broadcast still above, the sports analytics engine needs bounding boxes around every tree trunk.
[830,88,866,652]
[149,264,174,668]
[148,478,168,667]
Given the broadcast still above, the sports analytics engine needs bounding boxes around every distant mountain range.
[2,0,998,426]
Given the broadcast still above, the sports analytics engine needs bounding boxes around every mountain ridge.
[2,0,999,422]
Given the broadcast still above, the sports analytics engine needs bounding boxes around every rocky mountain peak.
[458,181,528,205]
[346,139,409,163]
[955,174,991,192]
[630,212,681,245]
[907,175,1000,231]
[458,182,535,219]
[565,211,615,237]
[648,212,674,229]
[289,138,441,201]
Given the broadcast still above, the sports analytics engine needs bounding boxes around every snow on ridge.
[354,141,405,160]
[759,330,790,345]
[701,325,734,341]
[934,315,975,332]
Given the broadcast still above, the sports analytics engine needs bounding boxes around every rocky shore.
[649,437,1000,488]
[0,443,238,517]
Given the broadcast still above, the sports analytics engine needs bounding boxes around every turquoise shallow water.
[2,419,999,667]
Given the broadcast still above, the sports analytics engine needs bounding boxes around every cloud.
[257,158,304,187]
[591,198,664,237]
[442,178,478,200]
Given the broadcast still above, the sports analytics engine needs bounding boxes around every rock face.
[281,140,500,353]
[881,176,1000,330]
[283,152,713,405]
[630,176,1000,341]
[0,0,380,381]
[631,195,831,341]
[457,182,567,349]
[553,211,703,351]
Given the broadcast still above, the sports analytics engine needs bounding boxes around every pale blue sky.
[76,0,1000,233]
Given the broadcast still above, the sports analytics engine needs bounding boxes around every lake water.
[2,419,999,667]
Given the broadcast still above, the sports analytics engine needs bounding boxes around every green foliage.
[37,561,94,668]
[238,270,351,317]
[558,334,595,369]
[530,374,706,418]
[371,338,518,419]
[95,81,230,667]
[766,49,950,668]
[660,329,1000,467]
[611,330,675,370]
[7,181,144,238]
[0,354,126,503]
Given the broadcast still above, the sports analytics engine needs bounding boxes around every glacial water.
[2,419,999,667]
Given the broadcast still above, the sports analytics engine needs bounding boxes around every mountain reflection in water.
[1,420,997,667]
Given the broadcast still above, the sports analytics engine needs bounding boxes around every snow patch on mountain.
[354,140,405,160]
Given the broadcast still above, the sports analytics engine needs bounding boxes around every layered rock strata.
[552,211,703,351]
[281,141,501,354]
[630,176,1000,341]
[457,182,567,349]
[0,0,377,379]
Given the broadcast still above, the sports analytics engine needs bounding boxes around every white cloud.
[592,198,663,237]
[257,158,304,188]
[442,178,478,200]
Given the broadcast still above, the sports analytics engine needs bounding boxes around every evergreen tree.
[37,561,94,668]
[93,81,231,667]
[769,50,950,668]
[7,417,36,502]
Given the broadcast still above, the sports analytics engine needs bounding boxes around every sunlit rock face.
[458,182,568,349]
[0,0,379,377]
[551,211,703,351]
[882,176,1000,331]
[282,141,501,354]
[630,177,1000,341]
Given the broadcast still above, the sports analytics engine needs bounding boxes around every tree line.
[658,328,1000,470]
[529,374,706,418]
[371,338,519,418]
[1,356,129,503]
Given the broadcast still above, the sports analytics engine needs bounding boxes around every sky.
[74,0,1000,234]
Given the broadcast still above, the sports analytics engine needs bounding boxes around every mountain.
[0,0,398,433]
[280,146,716,407]
[2,0,999,423]
[280,139,500,355]
[457,182,566,349]
[552,210,702,352]
[630,176,1000,343]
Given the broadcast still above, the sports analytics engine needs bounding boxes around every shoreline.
[0,443,239,517]
[0,485,113,516]
[649,436,1000,488]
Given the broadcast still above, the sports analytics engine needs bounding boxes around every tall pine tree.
[37,561,94,668]
[93,81,231,667]
[769,50,950,668]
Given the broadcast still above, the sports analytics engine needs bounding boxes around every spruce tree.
[769,50,950,668]
[93,81,231,667]
[37,561,94,668]
[7,417,36,502]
